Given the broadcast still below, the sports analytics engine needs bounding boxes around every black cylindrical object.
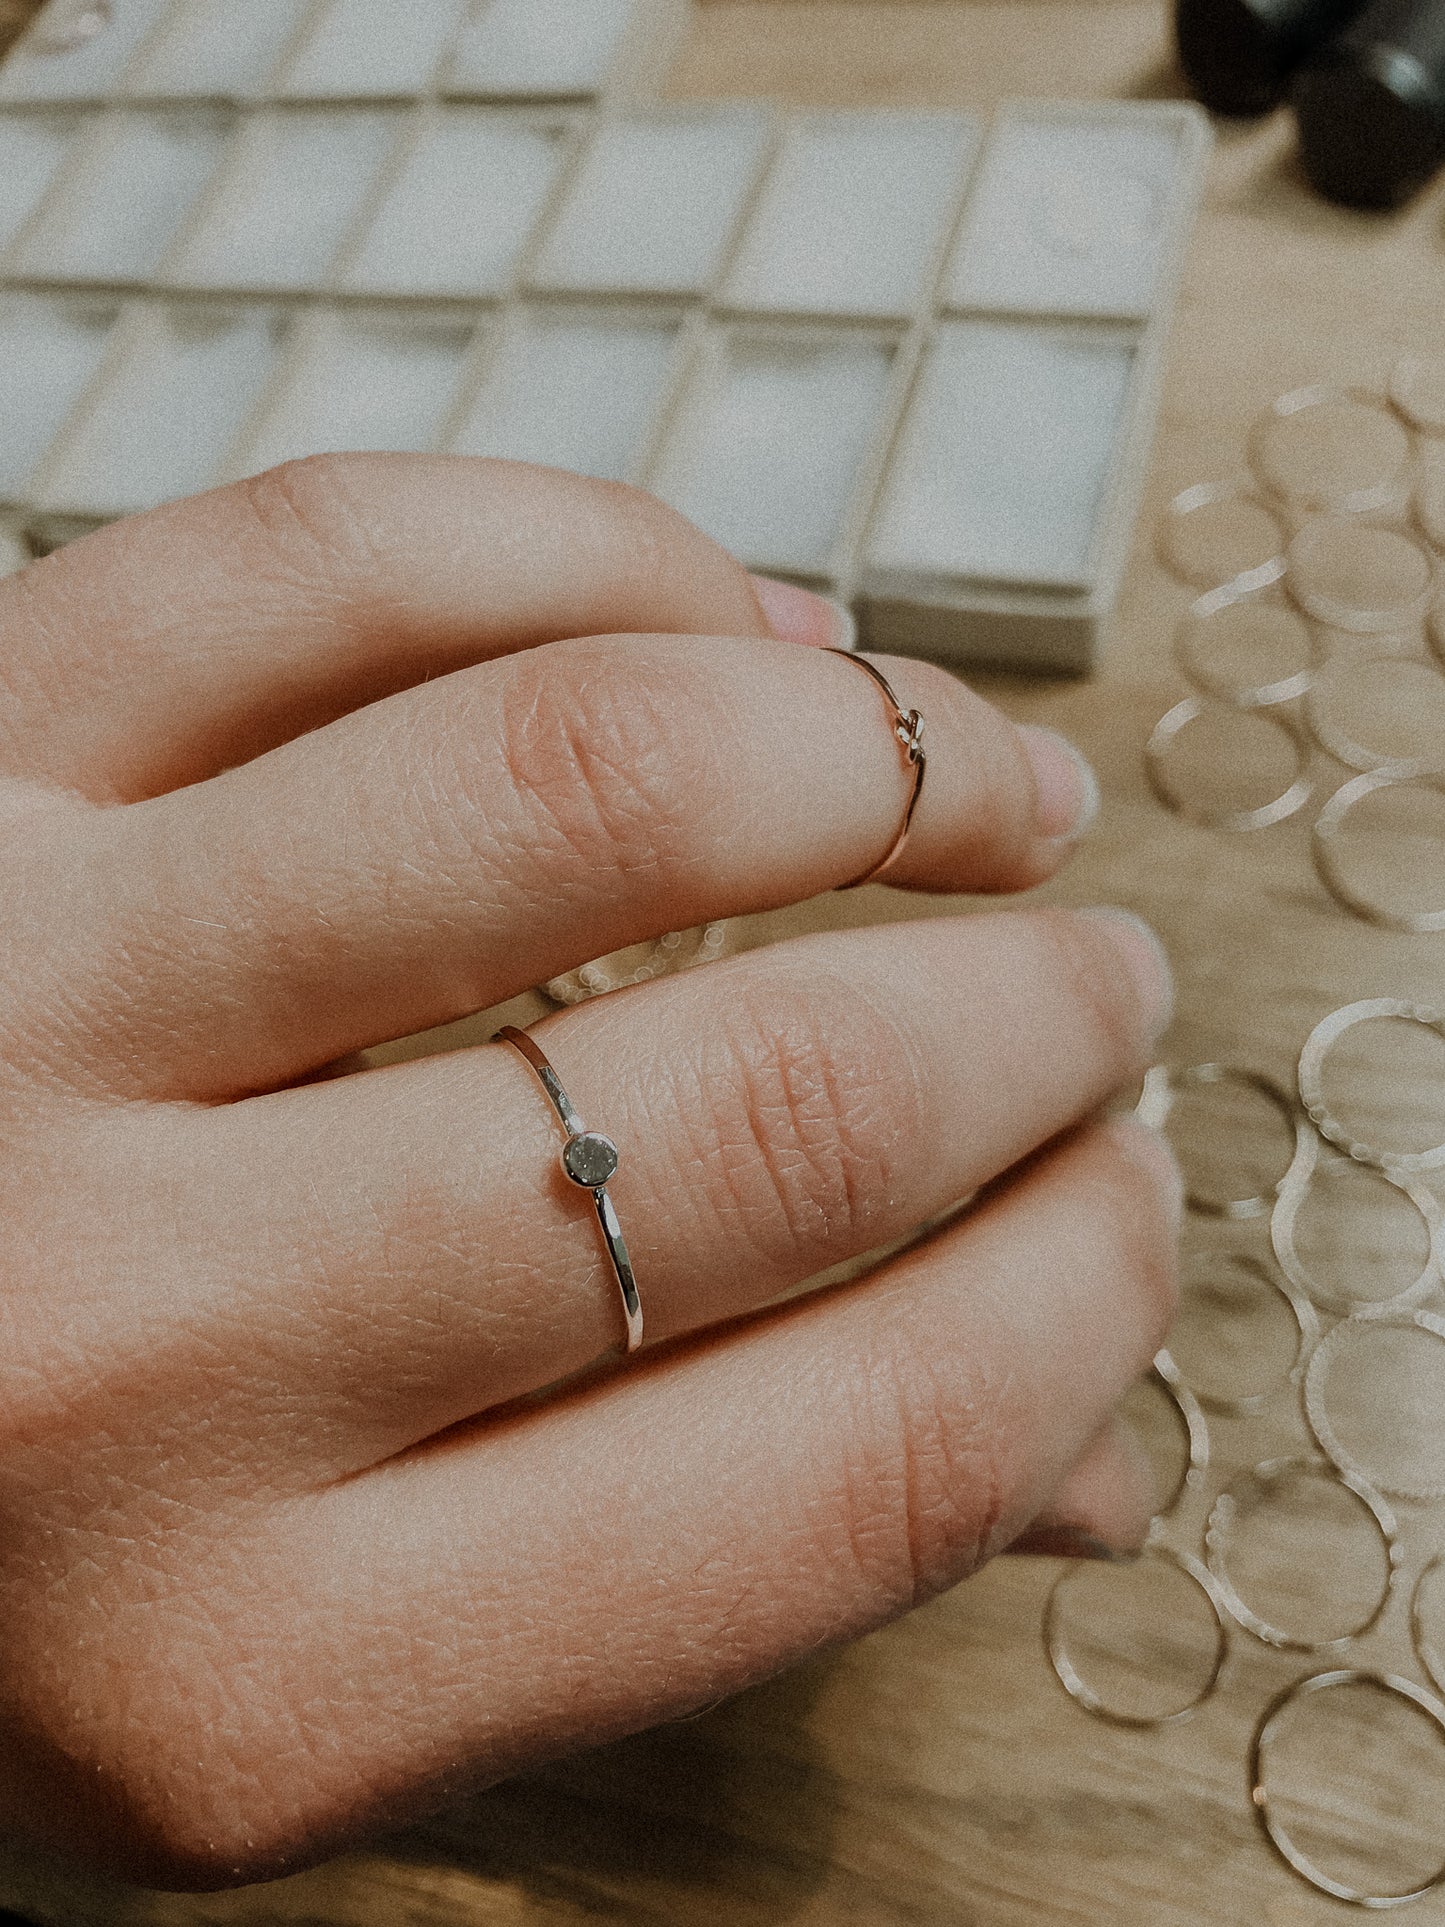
[1294,0,1445,204]
[1175,0,1370,116]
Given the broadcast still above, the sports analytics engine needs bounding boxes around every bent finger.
[86,636,1096,1098]
[0,455,796,802]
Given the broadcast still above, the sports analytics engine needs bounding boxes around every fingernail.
[1017,724,1100,846]
[751,574,856,650]
[1105,1115,1185,1238]
[1007,1524,1139,1563]
[1075,907,1175,1045]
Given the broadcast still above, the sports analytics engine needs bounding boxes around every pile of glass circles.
[1150,369,1445,934]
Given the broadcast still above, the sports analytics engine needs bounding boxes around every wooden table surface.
[3,1,1445,1921]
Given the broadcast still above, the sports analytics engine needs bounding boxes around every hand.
[0,456,1179,1888]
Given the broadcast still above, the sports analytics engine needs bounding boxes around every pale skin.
[0,454,1181,1890]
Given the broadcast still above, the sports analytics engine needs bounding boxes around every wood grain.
[1,2,1444,1921]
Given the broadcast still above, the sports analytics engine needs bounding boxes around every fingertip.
[1016,724,1100,849]
[1073,909,1176,1049]
[1101,1114,1185,1243]
[750,574,857,651]
[1006,1415,1157,1561]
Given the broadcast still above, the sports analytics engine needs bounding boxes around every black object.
[1294,0,1445,204]
[1175,0,1370,115]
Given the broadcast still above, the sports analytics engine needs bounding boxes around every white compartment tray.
[0,0,1210,675]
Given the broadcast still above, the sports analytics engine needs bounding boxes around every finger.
[94,907,1172,1487]
[49,1120,1177,1883]
[83,635,1098,1099]
[1006,1415,1159,1559]
[0,455,804,802]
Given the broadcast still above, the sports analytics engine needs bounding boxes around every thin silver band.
[498,1024,644,1354]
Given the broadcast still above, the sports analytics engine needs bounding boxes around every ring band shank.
[834,650,927,890]
[498,1024,643,1353]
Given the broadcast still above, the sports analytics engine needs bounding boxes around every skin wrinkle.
[695,979,913,1268]
[497,653,688,899]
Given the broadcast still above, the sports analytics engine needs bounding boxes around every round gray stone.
[562,1131,619,1188]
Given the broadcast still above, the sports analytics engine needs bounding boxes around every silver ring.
[498,1025,643,1353]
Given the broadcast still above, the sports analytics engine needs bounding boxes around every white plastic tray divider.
[629,304,706,488]
[828,320,929,609]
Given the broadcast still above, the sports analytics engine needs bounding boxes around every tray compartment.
[529,107,771,297]
[447,0,634,100]
[129,0,310,100]
[865,317,1138,592]
[341,109,573,298]
[450,306,679,481]
[278,0,472,99]
[235,308,478,472]
[34,300,288,515]
[722,111,977,321]
[0,109,80,255]
[0,291,121,501]
[9,106,231,282]
[164,105,399,291]
[648,323,899,580]
[0,0,174,102]
[945,107,1188,320]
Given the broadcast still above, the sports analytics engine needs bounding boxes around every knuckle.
[694,976,922,1265]
[236,454,384,591]
[571,473,734,602]
[496,647,711,890]
[828,1327,1005,1611]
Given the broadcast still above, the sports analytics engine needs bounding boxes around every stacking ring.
[498,1024,643,1353]
[834,651,926,890]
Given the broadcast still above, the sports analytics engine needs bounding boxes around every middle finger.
[78,634,1094,1101]
[133,904,1171,1484]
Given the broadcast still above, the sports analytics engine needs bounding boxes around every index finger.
[0,454,801,802]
